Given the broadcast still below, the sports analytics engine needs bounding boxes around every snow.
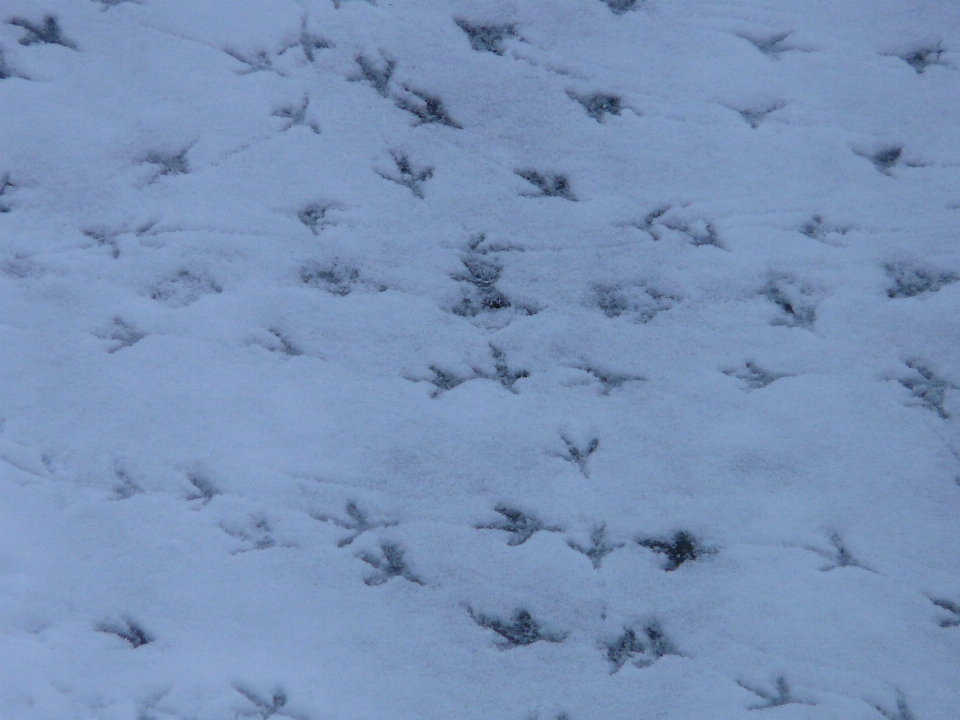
[1,0,959,718]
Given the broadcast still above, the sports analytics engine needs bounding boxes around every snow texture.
[1,1,959,719]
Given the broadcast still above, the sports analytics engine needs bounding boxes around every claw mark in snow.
[856,146,902,175]
[737,676,814,710]
[99,318,144,353]
[764,279,816,328]
[144,147,190,177]
[872,691,917,720]
[455,20,516,55]
[97,0,142,9]
[377,151,433,198]
[602,0,640,15]
[489,346,529,391]
[359,541,422,585]
[629,204,672,237]
[151,269,221,306]
[8,15,76,49]
[807,532,873,572]
[297,202,339,234]
[737,102,784,129]
[0,50,26,80]
[186,473,219,504]
[83,228,121,258]
[593,282,676,322]
[425,366,471,397]
[476,505,561,546]
[0,174,15,212]
[469,608,565,648]
[282,17,332,62]
[664,218,723,248]
[560,436,599,476]
[569,92,622,122]
[223,515,276,552]
[97,617,152,647]
[886,264,957,298]
[638,531,705,571]
[313,501,395,547]
[451,251,514,317]
[234,685,289,719]
[569,525,622,568]
[113,468,142,499]
[516,170,576,200]
[724,361,789,390]
[605,621,678,671]
[224,47,283,75]
[394,87,462,128]
[931,598,960,627]
[266,328,301,356]
[353,54,395,96]
[739,31,795,59]
[896,44,945,73]
[274,95,320,134]
[605,628,646,672]
[799,215,850,242]
[300,259,359,296]
[899,361,955,419]
[578,365,644,394]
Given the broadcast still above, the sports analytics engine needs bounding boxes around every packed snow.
[1,1,959,718]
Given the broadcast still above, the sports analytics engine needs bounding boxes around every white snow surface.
[1,0,959,718]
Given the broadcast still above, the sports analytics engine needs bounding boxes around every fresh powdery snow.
[2,0,960,718]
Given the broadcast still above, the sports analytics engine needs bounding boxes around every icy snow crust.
[1,0,959,718]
